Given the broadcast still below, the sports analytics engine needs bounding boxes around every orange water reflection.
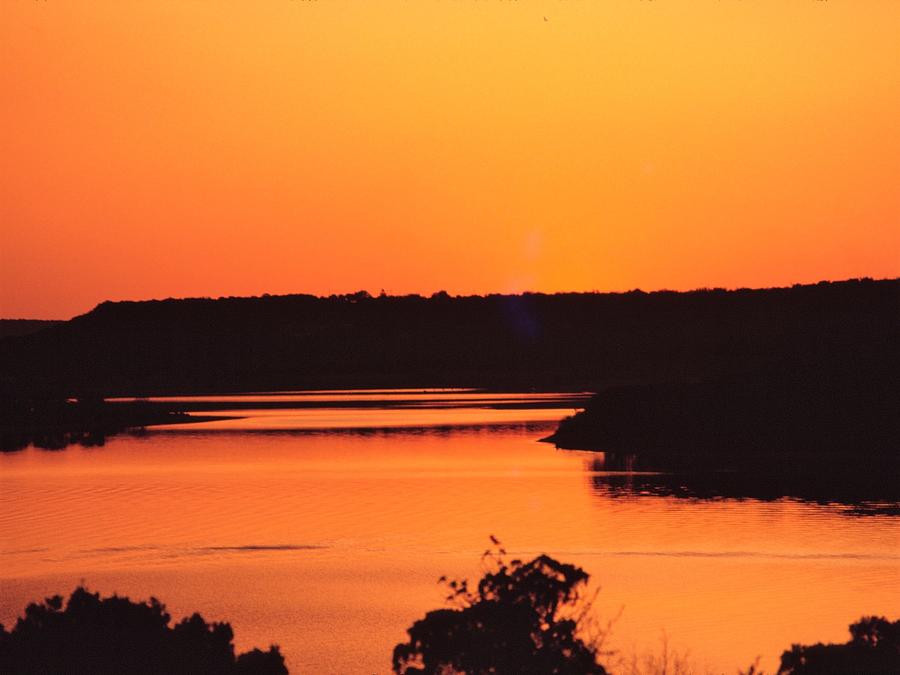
[156,406,580,431]
[1,398,897,673]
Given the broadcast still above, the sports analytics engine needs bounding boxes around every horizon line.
[3,275,897,322]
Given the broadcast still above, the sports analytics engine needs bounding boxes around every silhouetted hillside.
[0,319,62,339]
[1,279,897,396]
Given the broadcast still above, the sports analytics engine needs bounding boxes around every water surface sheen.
[1,391,897,673]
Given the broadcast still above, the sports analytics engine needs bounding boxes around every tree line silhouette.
[2,279,896,396]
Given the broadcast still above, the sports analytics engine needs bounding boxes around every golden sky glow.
[2,1,899,318]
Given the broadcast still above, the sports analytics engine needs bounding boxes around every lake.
[1,390,897,673]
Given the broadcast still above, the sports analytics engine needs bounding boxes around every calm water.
[2,391,898,673]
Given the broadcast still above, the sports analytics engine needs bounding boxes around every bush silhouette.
[777,616,900,674]
[393,540,607,674]
[0,586,287,675]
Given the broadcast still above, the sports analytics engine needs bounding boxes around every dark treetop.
[0,587,286,675]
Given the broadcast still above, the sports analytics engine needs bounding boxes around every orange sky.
[2,1,898,319]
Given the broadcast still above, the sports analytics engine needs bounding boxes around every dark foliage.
[1,279,896,396]
[393,543,607,674]
[778,616,900,674]
[0,587,287,675]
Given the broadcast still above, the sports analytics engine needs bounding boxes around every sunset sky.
[2,1,898,319]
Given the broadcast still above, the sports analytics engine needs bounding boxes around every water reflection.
[2,393,897,673]
[584,452,900,516]
[4,390,590,452]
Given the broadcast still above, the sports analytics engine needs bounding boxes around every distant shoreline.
[544,377,900,458]
[0,398,233,452]
[3,278,896,397]
[0,390,588,452]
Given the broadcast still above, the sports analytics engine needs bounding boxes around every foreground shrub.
[393,540,607,674]
[777,616,900,675]
[0,586,287,675]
